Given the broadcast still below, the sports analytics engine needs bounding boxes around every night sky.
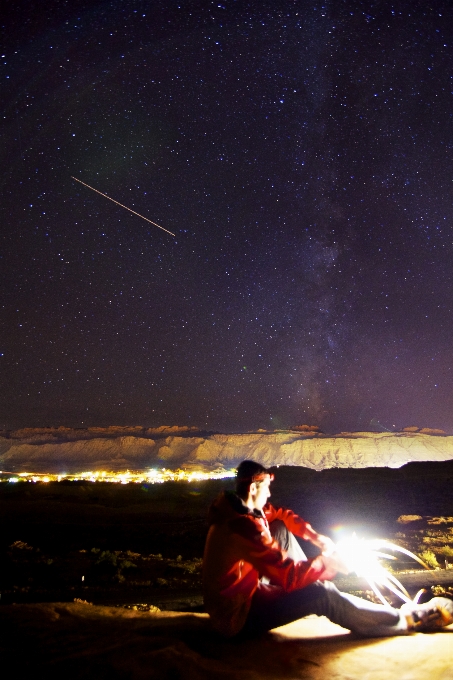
[2,0,453,433]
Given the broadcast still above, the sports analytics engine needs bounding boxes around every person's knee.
[322,580,340,595]
[317,580,342,605]
[269,520,289,550]
[269,520,307,561]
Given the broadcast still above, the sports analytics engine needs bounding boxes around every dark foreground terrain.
[1,461,453,608]
[2,462,453,680]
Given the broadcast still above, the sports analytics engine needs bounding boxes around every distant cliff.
[1,427,453,473]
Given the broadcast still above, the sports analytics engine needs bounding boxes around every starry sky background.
[1,0,453,433]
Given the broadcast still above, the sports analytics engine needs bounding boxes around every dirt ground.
[1,600,453,680]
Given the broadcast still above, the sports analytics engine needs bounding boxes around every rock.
[1,601,452,679]
[3,430,453,475]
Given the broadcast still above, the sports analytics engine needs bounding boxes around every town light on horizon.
[1,468,237,485]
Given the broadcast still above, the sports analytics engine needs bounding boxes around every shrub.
[418,549,440,569]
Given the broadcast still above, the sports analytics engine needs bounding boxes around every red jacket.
[202,491,336,636]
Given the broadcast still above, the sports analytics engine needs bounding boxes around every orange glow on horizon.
[1,468,236,485]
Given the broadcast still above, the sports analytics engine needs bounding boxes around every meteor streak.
[71,176,175,237]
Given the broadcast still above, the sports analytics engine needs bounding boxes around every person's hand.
[313,534,336,556]
[322,550,351,575]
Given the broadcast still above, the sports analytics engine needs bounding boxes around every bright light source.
[336,534,430,605]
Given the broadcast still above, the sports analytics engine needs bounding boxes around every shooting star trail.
[71,176,175,237]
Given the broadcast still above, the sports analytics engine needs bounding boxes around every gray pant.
[241,520,408,638]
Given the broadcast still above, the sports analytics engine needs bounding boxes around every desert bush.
[418,549,440,569]
[90,548,136,582]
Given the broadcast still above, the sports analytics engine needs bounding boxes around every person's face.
[250,475,272,511]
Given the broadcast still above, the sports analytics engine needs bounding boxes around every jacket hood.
[207,491,254,526]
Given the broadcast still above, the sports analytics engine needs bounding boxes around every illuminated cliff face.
[1,428,453,479]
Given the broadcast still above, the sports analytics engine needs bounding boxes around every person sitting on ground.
[203,460,453,637]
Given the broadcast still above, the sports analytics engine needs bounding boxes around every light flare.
[336,534,430,605]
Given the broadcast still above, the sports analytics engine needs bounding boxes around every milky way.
[1,1,453,433]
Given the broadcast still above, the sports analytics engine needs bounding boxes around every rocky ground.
[1,597,453,680]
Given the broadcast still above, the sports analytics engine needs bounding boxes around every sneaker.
[405,597,453,632]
